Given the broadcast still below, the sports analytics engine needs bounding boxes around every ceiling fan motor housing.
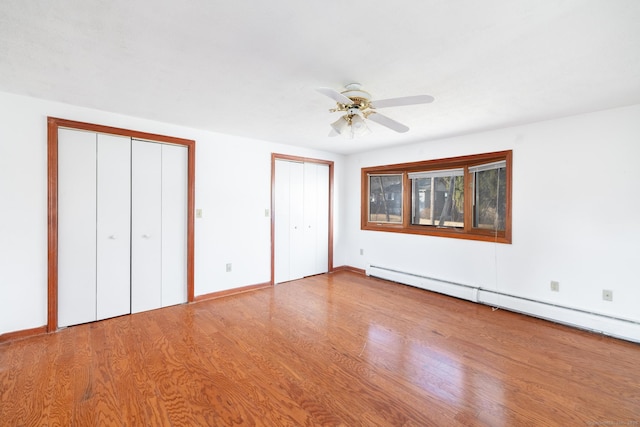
[344,97,370,110]
[340,83,371,109]
[317,83,433,135]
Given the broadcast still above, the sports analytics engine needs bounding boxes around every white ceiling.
[1,1,640,154]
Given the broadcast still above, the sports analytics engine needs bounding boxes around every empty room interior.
[1,1,639,426]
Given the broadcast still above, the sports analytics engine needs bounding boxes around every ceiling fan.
[317,83,434,138]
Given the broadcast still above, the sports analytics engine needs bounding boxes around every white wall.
[0,91,345,335]
[3,88,638,339]
[344,104,640,332]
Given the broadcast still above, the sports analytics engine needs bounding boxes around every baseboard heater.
[367,265,640,344]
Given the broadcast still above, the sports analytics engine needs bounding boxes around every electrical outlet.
[602,289,613,301]
[360,248,364,256]
[550,281,559,292]
[226,263,232,272]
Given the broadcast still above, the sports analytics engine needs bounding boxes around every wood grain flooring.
[1,271,639,426]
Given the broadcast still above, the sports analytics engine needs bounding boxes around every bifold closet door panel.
[302,163,330,277]
[302,163,317,277]
[96,134,131,321]
[274,160,305,283]
[288,162,305,280]
[161,144,188,307]
[58,129,97,328]
[306,163,329,276]
[315,163,329,275]
[131,140,162,313]
[274,160,292,284]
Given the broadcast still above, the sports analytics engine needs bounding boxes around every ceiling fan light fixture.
[349,114,371,138]
[330,115,350,135]
[330,114,370,139]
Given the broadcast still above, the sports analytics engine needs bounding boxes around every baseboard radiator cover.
[367,265,640,344]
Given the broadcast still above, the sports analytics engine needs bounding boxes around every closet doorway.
[47,117,195,331]
[271,154,333,284]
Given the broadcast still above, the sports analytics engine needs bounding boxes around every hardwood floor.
[1,271,639,426]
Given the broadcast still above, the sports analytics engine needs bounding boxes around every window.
[361,150,512,243]
[409,169,464,228]
[368,174,403,224]
[470,160,507,231]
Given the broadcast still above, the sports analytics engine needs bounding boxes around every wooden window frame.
[361,150,512,244]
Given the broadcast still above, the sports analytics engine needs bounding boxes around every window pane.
[369,174,402,223]
[411,175,464,228]
[473,167,506,230]
[361,150,511,243]
[411,177,432,224]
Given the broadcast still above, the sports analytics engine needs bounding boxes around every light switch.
[196,208,203,218]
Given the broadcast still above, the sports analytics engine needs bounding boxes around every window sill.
[362,223,511,244]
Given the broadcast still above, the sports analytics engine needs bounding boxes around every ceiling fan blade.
[370,94,434,109]
[367,112,410,133]
[317,87,353,105]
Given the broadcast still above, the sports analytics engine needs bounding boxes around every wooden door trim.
[270,153,334,285]
[47,117,196,332]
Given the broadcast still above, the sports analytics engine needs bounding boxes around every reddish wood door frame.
[47,117,196,332]
[270,153,334,285]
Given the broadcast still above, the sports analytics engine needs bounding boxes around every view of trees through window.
[473,166,507,230]
[368,174,402,223]
[411,175,464,228]
[361,150,512,243]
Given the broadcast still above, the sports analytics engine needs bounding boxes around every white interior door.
[161,144,188,307]
[58,129,97,327]
[274,160,292,284]
[302,163,319,276]
[317,163,330,274]
[131,140,162,313]
[288,162,305,281]
[96,133,131,320]
[58,130,189,326]
[275,160,305,283]
[308,163,329,276]
[274,159,328,284]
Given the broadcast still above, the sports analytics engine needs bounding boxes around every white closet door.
[96,134,131,320]
[131,140,162,313]
[311,163,329,275]
[58,129,97,327]
[302,163,329,277]
[274,160,292,284]
[274,160,327,283]
[288,162,305,281]
[275,160,305,283]
[302,163,319,276]
[161,144,188,307]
